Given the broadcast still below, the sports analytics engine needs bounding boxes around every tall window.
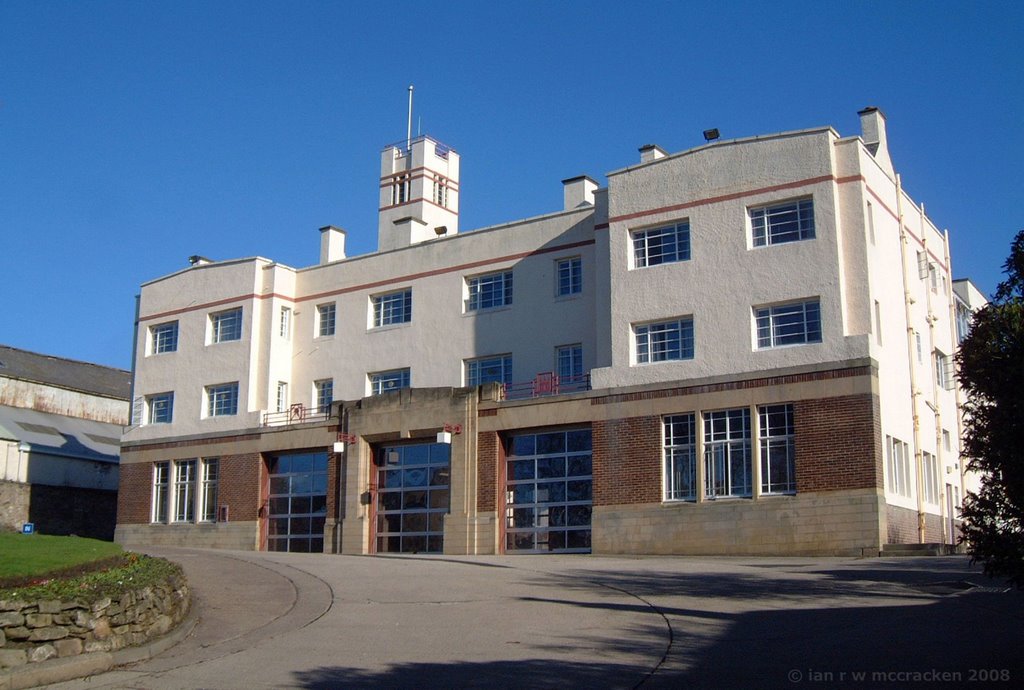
[556,344,583,380]
[556,257,582,296]
[279,306,291,339]
[466,355,512,386]
[635,318,694,363]
[211,308,242,343]
[755,299,821,348]
[664,413,697,501]
[206,382,239,417]
[373,289,412,327]
[704,408,752,498]
[147,392,174,424]
[173,459,196,522]
[392,174,409,205]
[370,368,411,395]
[199,458,219,522]
[317,303,336,337]
[886,435,912,498]
[934,350,953,390]
[152,462,170,523]
[315,379,333,414]
[632,222,690,267]
[922,452,939,505]
[150,321,178,354]
[750,198,815,247]
[276,382,288,413]
[759,404,796,494]
[467,271,513,311]
[434,176,448,207]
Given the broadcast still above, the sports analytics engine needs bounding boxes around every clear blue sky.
[1,1,1021,369]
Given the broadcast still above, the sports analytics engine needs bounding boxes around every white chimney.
[858,107,894,177]
[319,225,347,264]
[562,175,598,210]
[638,144,667,164]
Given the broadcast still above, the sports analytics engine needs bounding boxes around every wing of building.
[0,345,130,539]
[117,108,983,556]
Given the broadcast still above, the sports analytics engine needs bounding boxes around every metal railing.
[261,403,330,428]
[381,134,453,159]
[501,372,591,401]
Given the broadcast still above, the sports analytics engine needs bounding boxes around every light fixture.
[703,128,720,142]
[434,225,448,236]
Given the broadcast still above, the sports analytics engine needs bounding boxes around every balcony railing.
[501,372,591,401]
[261,403,330,428]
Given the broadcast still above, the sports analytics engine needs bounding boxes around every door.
[374,442,451,554]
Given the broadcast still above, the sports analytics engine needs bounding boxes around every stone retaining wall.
[0,573,189,670]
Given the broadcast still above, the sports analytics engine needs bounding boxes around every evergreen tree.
[957,230,1024,586]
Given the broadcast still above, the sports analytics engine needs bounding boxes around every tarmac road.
[37,548,1023,689]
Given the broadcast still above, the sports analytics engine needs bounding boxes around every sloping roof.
[0,345,130,400]
[0,405,120,464]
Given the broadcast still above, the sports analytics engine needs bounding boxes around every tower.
[377,135,460,251]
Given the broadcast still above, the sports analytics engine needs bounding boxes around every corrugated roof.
[0,405,121,464]
[0,345,130,400]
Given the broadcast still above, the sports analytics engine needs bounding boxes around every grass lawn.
[0,533,123,580]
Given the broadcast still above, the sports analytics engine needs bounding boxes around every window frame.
[759,404,796,495]
[631,221,691,268]
[173,459,197,523]
[465,354,513,387]
[750,198,815,247]
[370,368,411,395]
[199,458,219,523]
[466,271,513,312]
[663,413,697,501]
[206,382,239,417]
[316,303,336,337]
[276,381,288,413]
[634,317,695,364]
[556,343,583,380]
[703,408,752,499]
[147,392,174,425]
[152,461,170,524]
[279,306,291,339]
[372,289,412,328]
[556,256,582,296]
[150,321,179,355]
[754,299,822,349]
[314,379,333,414]
[210,307,243,344]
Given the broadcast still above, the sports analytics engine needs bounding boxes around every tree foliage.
[957,229,1024,586]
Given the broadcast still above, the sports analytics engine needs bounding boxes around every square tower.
[378,135,460,251]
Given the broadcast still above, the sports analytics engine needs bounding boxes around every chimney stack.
[638,144,667,164]
[319,225,347,264]
[562,175,598,210]
[858,107,895,177]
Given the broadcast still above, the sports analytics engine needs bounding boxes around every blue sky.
[1,1,1021,369]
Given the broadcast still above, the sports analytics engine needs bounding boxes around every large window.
[635,317,694,363]
[211,308,242,343]
[886,435,912,498]
[750,198,815,247]
[317,303,336,337]
[467,271,513,311]
[373,289,412,327]
[152,462,170,523]
[206,382,239,417]
[199,458,219,522]
[466,355,512,387]
[755,299,821,348]
[664,414,697,501]
[315,379,333,414]
[556,344,583,380]
[556,257,582,296]
[150,321,178,354]
[371,368,411,395]
[375,442,450,554]
[147,392,174,424]
[632,222,690,267]
[173,459,196,522]
[704,408,752,498]
[759,404,796,494]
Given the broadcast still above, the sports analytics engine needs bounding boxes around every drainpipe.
[943,229,967,537]
[128,294,140,426]
[921,205,944,544]
[334,403,349,555]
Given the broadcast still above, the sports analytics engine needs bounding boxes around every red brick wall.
[794,394,882,493]
[219,453,261,522]
[477,431,500,512]
[886,504,946,544]
[116,461,152,525]
[593,416,662,506]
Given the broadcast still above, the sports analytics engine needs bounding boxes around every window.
[922,452,939,505]
[751,198,814,247]
[928,264,939,292]
[147,392,174,424]
[434,176,447,207]
[874,301,882,345]
[704,408,752,498]
[632,222,690,267]
[315,379,333,414]
[755,299,821,348]
[206,382,239,417]
[943,429,951,452]
[664,413,696,501]
[150,321,178,354]
[466,355,512,386]
[392,174,409,205]
[279,306,291,339]
[466,271,512,311]
[886,436,912,498]
[373,289,412,327]
[276,382,288,413]
[759,404,795,494]
[635,318,694,363]
[916,251,929,279]
[915,332,923,363]
[556,257,582,296]
[199,458,219,522]
[935,350,953,390]
[556,344,583,380]
[211,308,242,343]
[152,462,170,523]
[866,201,875,245]
[173,459,196,522]
[370,368,411,395]
[317,303,336,337]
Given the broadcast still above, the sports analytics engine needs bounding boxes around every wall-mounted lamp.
[703,128,720,142]
[434,225,448,236]
[437,423,463,444]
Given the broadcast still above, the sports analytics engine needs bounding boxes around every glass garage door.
[506,429,592,553]
[375,442,450,554]
[267,451,328,553]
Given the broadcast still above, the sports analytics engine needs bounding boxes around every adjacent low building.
[116,107,980,556]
